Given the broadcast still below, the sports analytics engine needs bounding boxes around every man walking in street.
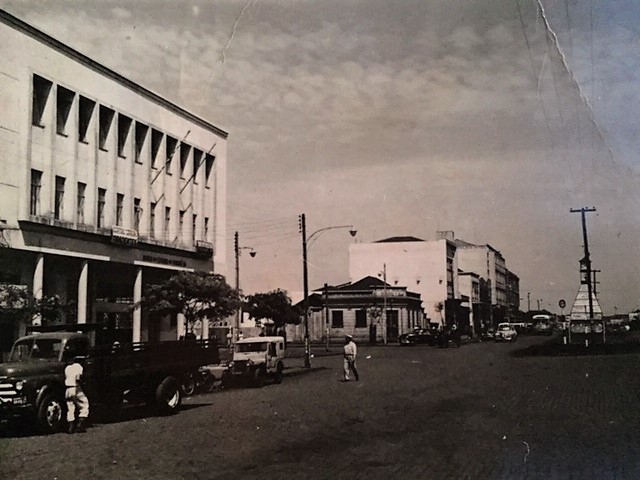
[65,355,89,434]
[342,335,359,382]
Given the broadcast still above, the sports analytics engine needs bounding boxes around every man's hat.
[345,334,353,339]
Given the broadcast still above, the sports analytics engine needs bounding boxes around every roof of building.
[0,9,228,138]
[375,236,425,243]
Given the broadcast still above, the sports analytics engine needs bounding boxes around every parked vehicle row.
[0,331,286,435]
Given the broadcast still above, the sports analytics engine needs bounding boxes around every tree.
[138,272,240,334]
[0,284,67,325]
[244,289,301,328]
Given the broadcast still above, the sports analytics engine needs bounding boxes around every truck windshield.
[236,342,268,353]
[8,339,63,362]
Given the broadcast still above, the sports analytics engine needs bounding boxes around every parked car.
[480,328,496,341]
[398,328,436,346]
[494,323,518,342]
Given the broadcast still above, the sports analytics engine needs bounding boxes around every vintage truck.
[221,336,285,388]
[0,331,218,433]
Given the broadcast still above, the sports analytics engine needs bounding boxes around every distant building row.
[290,231,519,344]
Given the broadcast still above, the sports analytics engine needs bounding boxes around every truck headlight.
[15,380,25,391]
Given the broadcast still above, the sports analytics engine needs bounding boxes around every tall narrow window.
[151,129,163,168]
[204,217,209,240]
[56,86,75,135]
[192,214,197,244]
[98,105,114,150]
[77,182,86,224]
[117,114,132,158]
[331,310,344,328]
[205,154,215,185]
[54,176,65,220]
[164,207,171,236]
[97,188,106,228]
[78,96,95,143]
[179,210,185,241]
[133,198,142,232]
[193,149,203,184]
[166,136,177,174]
[30,169,43,215]
[180,143,191,179]
[134,122,148,164]
[32,75,52,126]
[116,193,124,226]
[149,202,156,238]
[355,309,367,328]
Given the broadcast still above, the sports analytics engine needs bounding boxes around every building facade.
[454,238,511,326]
[0,10,227,352]
[288,276,424,344]
[349,236,458,327]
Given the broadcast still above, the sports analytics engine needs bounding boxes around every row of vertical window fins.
[32,74,215,182]
[29,169,211,242]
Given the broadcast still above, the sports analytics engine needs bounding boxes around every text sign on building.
[111,226,138,246]
[196,240,214,257]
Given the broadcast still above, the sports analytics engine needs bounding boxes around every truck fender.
[36,382,63,408]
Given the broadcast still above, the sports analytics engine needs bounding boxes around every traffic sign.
[559,299,566,309]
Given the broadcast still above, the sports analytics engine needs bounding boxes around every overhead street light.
[299,214,357,368]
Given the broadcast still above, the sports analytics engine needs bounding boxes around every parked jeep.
[222,336,285,388]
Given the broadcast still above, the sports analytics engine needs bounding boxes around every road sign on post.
[559,299,566,309]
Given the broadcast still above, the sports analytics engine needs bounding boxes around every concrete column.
[177,313,186,339]
[32,253,44,326]
[77,260,88,324]
[201,316,209,340]
[133,266,142,343]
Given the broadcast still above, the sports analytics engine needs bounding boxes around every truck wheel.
[37,392,65,433]
[181,373,196,396]
[273,362,284,384]
[155,377,181,415]
[253,368,265,388]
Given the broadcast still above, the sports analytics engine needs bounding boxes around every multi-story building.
[349,236,458,328]
[0,10,227,353]
[454,236,516,327]
[289,276,424,344]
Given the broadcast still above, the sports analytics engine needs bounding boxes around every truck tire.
[155,377,181,415]
[37,392,65,433]
[273,362,284,384]
[181,373,196,396]
[253,367,265,388]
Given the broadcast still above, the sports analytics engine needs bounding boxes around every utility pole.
[382,263,387,345]
[571,207,596,319]
[527,292,530,312]
[300,214,310,368]
[324,283,329,352]
[234,231,240,345]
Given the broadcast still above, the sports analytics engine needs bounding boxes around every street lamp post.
[299,214,356,368]
[234,231,256,346]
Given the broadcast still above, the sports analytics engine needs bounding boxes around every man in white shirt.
[64,356,89,433]
[342,335,360,382]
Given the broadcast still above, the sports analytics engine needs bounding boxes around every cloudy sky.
[2,0,640,313]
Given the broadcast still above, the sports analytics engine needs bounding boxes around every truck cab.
[0,332,89,433]
[223,336,285,387]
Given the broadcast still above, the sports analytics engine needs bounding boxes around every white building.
[0,10,227,352]
[349,236,457,327]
